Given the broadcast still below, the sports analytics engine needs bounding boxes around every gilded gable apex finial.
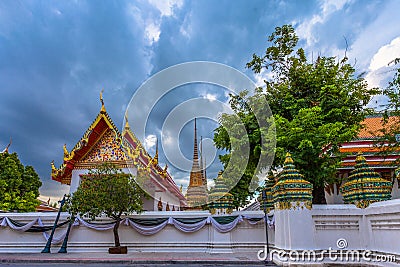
[124,113,130,129]
[100,89,106,113]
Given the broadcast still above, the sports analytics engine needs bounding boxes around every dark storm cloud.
[2,0,399,199]
[151,0,319,73]
[0,1,159,199]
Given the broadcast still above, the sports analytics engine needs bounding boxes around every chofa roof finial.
[100,89,106,113]
[1,137,12,154]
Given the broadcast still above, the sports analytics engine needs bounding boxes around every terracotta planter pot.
[108,246,128,254]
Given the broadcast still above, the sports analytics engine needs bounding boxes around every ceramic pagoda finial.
[284,152,294,165]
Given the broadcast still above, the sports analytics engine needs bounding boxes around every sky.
[1,0,400,202]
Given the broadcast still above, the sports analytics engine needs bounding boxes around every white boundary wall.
[0,211,269,254]
[273,199,400,266]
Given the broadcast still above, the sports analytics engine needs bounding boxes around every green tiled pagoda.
[259,172,275,213]
[272,153,313,210]
[340,152,392,209]
[208,171,234,215]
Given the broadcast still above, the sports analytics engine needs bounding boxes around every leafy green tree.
[382,59,400,136]
[66,163,144,248]
[0,152,42,212]
[376,58,400,164]
[214,90,275,209]
[215,25,378,204]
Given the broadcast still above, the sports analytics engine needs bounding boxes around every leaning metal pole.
[262,190,271,265]
[41,194,67,253]
[58,215,74,253]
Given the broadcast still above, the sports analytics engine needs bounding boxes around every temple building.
[185,119,208,209]
[51,93,186,211]
[325,114,400,203]
[338,115,400,179]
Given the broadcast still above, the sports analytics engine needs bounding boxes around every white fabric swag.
[0,214,275,239]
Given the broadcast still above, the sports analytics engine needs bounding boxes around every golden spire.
[153,137,159,165]
[161,163,168,178]
[50,160,58,176]
[51,160,56,171]
[180,184,183,192]
[189,118,202,186]
[124,114,130,129]
[100,89,106,113]
[200,136,207,186]
[63,144,69,158]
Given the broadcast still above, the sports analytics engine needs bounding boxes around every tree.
[66,163,144,249]
[215,25,378,205]
[0,151,42,212]
[379,58,400,155]
[214,90,275,208]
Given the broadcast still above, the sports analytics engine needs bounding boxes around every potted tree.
[67,163,144,254]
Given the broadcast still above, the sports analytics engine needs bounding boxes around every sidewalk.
[0,252,276,265]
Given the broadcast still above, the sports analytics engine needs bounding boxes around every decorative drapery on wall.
[0,214,274,241]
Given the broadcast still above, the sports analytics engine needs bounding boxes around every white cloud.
[201,93,217,102]
[348,1,400,70]
[147,0,183,17]
[127,0,184,46]
[364,36,400,109]
[364,36,400,89]
[296,0,351,47]
[144,134,157,149]
[145,21,161,44]
[179,11,192,39]
[253,68,274,87]
[369,37,400,72]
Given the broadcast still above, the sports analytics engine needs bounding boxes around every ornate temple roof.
[339,115,400,171]
[357,115,400,139]
[51,93,185,202]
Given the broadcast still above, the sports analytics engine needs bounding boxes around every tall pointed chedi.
[186,119,208,209]
[200,136,208,188]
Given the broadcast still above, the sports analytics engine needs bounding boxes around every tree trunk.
[312,185,327,204]
[113,219,121,247]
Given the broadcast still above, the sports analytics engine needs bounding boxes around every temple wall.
[153,190,181,211]
[0,211,268,254]
[273,199,400,266]
[69,167,182,211]
[325,181,400,204]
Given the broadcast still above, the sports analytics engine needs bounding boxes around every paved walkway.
[0,252,277,266]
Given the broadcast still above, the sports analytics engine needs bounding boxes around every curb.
[0,258,268,265]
